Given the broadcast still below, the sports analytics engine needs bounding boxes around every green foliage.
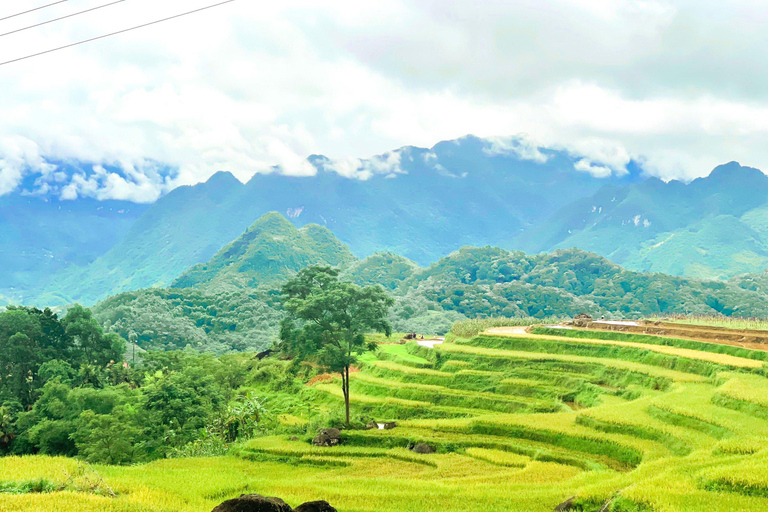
[72,409,139,465]
[2,345,268,465]
[0,305,125,407]
[141,365,227,456]
[0,478,59,494]
[93,287,283,353]
[341,252,419,290]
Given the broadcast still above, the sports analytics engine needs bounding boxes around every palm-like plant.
[0,406,16,450]
[223,392,266,441]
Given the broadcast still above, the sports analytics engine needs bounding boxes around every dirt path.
[417,337,445,348]
[581,321,768,352]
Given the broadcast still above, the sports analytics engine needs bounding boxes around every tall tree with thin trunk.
[278,265,393,425]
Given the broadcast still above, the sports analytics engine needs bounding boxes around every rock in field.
[554,497,576,511]
[411,442,436,454]
[211,494,293,512]
[294,500,338,512]
[312,428,341,447]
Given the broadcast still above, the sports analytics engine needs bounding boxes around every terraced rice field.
[5,325,768,511]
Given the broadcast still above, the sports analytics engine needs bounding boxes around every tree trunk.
[343,365,350,426]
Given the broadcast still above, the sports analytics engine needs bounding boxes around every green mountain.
[0,196,147,304]
[517,162,768,278]
[171,212,357,290]
[93,214,768,353]
[19,150,768,309]
[400,246,768,319]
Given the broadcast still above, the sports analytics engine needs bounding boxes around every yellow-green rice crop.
[7,321,768,512]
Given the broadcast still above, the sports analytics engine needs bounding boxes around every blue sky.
[1,0,768,201]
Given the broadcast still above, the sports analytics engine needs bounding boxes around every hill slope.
[0,195,147,305]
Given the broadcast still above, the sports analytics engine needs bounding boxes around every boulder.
[255,349,274,360]
[411,442,435,454]
[294,501,338,512]
[211,494,292,512]
[312,428,341,447]
[554,497,576,511]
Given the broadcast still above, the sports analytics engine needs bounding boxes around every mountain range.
[517,161,768,279]
[2,135,768,306]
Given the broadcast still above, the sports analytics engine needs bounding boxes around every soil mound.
[211,494,292,512]
[294,501,338,512]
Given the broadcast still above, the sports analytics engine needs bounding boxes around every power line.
[0,1,68,22]
[0,0,126,38]
[0,0,236,67]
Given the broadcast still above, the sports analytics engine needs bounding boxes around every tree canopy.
[278,266,394,425]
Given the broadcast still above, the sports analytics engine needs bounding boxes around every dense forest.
[0,304,321,464]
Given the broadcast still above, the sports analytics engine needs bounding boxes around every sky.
[1,0,768,202]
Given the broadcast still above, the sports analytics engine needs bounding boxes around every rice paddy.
[4,322,768,511]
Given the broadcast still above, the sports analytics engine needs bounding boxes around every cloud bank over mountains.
[2,0,768,202]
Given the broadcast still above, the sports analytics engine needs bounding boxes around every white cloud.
[574,159,613,178]
[320,149,404,180]
[1,0,768,200]
[484,135,549,164]
[0,136,55,195]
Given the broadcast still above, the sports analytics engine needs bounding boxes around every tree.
[0,403,19,453]
[141,365,226,456]
[63,305,124,366]
[73,409,138,465]
[0,333,42,406]
[278,265,394,425]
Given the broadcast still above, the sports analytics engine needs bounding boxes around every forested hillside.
[172,213,356,290]
[91,213,768,354]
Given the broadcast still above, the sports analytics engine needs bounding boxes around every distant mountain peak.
[706,161,764,180]
[171,212,356,290]
[205,170,242,186]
